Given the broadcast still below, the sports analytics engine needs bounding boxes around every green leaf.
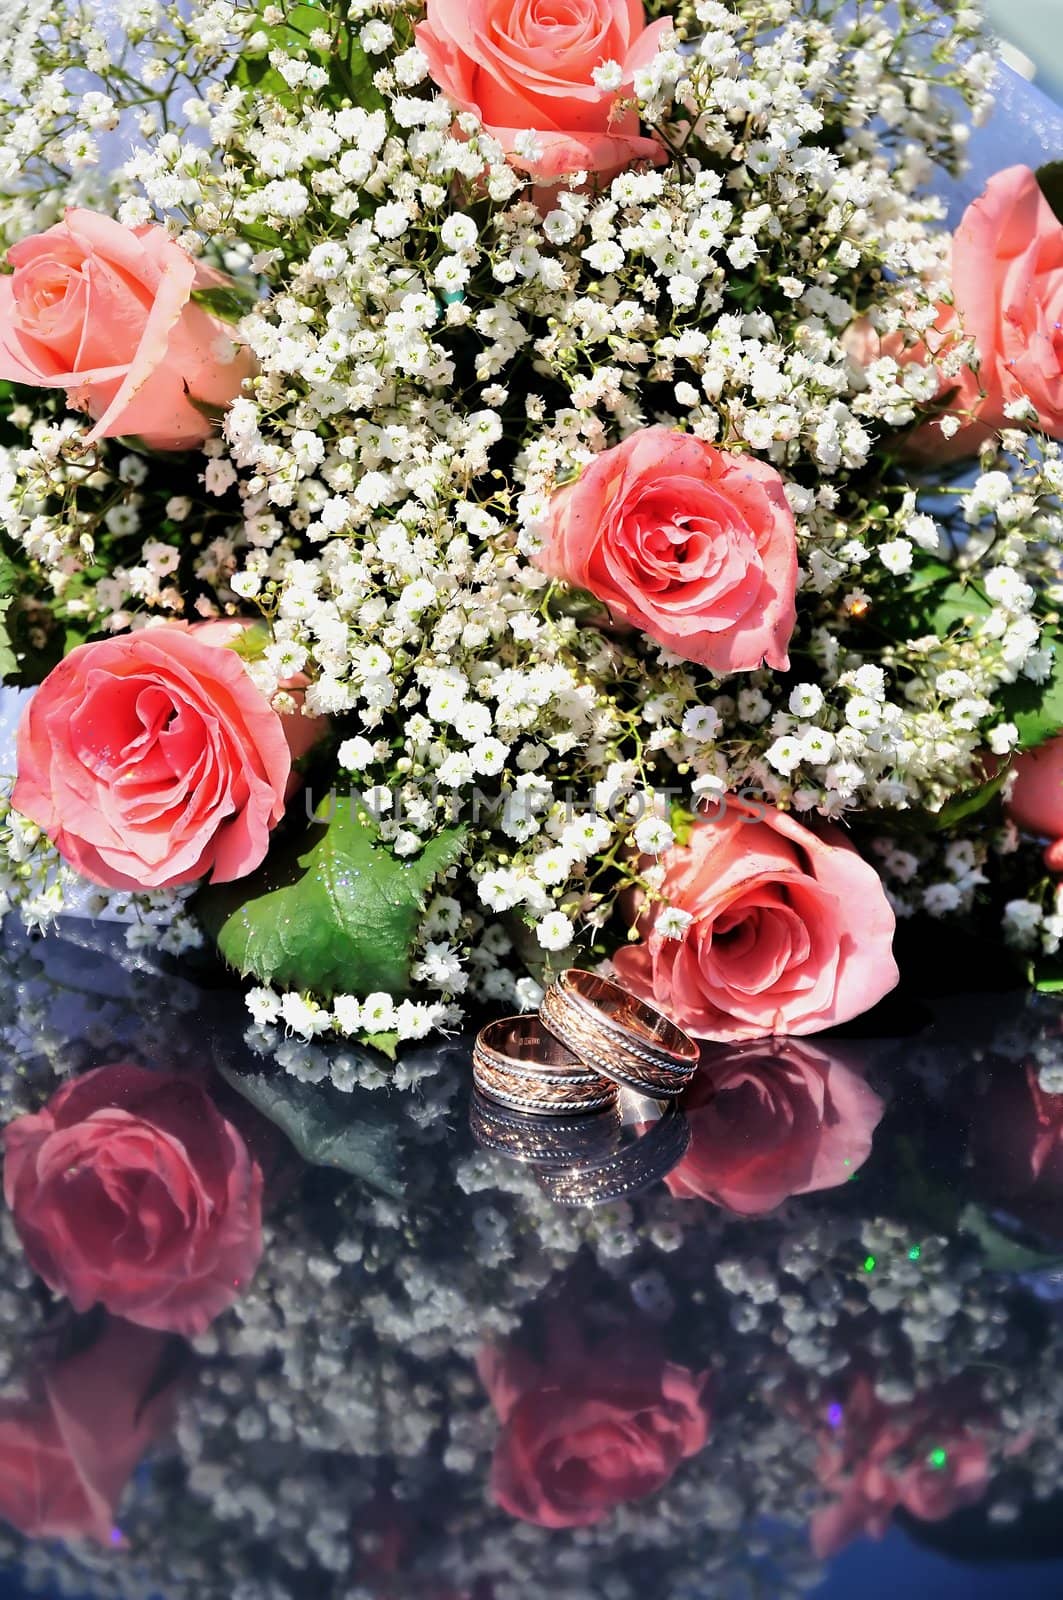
[1037,162,1063,227]
[876,566,992,646]
[229,0,383,113]
[669,801,698,848]
[0,552,19,682]
[216,1059,406,1196]
[198,794,466,998]
[929,764,1008,830]
[903,559,952,595]
[1000,628,1063,751]
[363,1030,399,1060]
[929,578,992,636]
[190,283,257,323]
[226,621,271,661]
[1029,953,1063,993]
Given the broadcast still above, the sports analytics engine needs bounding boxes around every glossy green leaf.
[929,764,1008,831]
[363,1030,399,1061]
[1000,629,1063,751]
[229,0,383,112]
[0,552,18,682]
[199,794,466,999]
[929,578,992,636]
[190,283,258,323]
[216,1060,405,1196]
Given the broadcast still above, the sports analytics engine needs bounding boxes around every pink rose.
[948,166,1063,443]
[1006,736,1063,871]
[666,1039,884,1214]
[478,1314,709,1527]
[846,306,988,464]
[0,1318,182,1545]
[810,1376,990,1559]
[968,1059,1063,1241]
[859,168,1063,460]
[415,0,669,183]
[3,1063,263,1337]
[13,622,297,890]
[612,799,898,1040]
[0,208,255,449]
[535,428,798,671]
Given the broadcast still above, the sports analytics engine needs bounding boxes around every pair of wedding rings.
[472,968,700,1117]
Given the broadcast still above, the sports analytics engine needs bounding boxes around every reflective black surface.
[1,920,1063,1598]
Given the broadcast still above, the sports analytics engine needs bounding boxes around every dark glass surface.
[1,919,1063,1599]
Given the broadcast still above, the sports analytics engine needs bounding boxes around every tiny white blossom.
[536,911,574,952]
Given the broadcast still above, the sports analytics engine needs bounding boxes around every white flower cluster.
[2,0,1057,1042]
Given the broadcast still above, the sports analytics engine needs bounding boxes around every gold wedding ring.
[538,969,699,1099]
[471,1015,619,1116]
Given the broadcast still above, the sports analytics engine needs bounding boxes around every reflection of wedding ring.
[535,1103,691,1208]
[539,969,699,1099]
[472,1016,619,1116]
[469,1091,622,1167]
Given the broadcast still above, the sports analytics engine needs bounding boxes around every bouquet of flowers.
[1,0,1061,1067]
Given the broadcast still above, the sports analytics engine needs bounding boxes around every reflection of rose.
[666,1040,884,1215]
[0,1318,182,1544]
[478,1315,709,1527]
[968,1060,1063,1240]
[4,1063,263,1337]
[810,1376,989,1559]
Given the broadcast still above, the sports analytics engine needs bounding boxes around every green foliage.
[877,561,981,640]
[199,794,466,999]
[1029,953,1063,994]
[889,564,1063,751]
[216,1059,406,1195]
[362,1030,399,1060]
[229,0,384,112]
[929,765,1008,831]
[1001,627,1063,751]
[0,552,17,682]
[226,621,271,661]
[189,282,259,323]
[669,800,698,848]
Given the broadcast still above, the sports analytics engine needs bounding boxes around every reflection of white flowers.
[5,922,1063,1599]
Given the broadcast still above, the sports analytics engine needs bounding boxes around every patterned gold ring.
[539,969,699,1099]
[472,1015,619,1117]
